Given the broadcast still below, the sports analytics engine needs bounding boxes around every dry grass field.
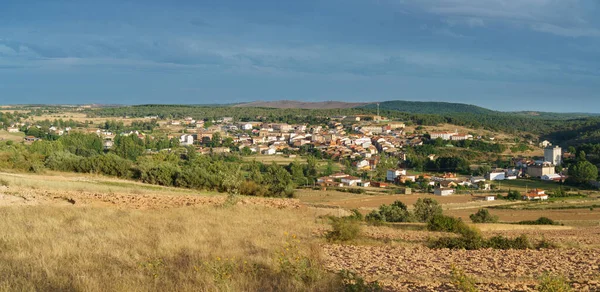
[0,130,25,142]
[2,171,600,291]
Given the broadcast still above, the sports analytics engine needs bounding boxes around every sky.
[1,0,599,112]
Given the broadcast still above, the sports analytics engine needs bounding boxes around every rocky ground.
[323,244,600,291]
[0,185,301,209]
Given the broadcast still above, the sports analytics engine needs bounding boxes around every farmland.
[2,171,600,291]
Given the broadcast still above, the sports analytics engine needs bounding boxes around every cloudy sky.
[1,0,599,112]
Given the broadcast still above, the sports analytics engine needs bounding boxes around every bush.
[0,178,8,187]
[366,201,413,223]
[537,273,572,292]
[326,217,361,242]
[536,237,558,249]
[347,209,363,221]
[469,209,498,223]
[365,210,385,224]
[338,270,383,292]
[450,265,478,292]
[486,234,531,250]
[413,198,443,223]
[428,215,470,234]
[517,217,558,225]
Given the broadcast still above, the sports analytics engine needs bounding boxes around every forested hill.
[360,100,495,115]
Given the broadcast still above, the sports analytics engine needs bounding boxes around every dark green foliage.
[505,190,521,200]
[517,217,558,225]
[367,201,413,223]
[365,210,385,224]
[363,100,494,115]
[568,160,598,185]
[486,235,532,250]
[326,217,361,242]
[413,198,443,223]
[469,209,499,223]
[427,215,470,234]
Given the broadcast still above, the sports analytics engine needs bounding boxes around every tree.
[413,198,443,223]
[469,209,498,223]
[568,160,598,184]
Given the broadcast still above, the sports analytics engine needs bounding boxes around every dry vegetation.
[2,171,600,291]
[0,205,343,291]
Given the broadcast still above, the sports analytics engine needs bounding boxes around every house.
[261,147,276,155]
[542,174,563,181]
[357,181,371,187]
[179,134,194,146]
[470,176,486,184]
[527,162,555,178]
[430,131,458,140]
[24,136,39,142]
[354,159,370,170]
[439,180,457,188]
[486,171,506,181]
[341,176,362,186]
[539,140,552,148]
[386,169,406,182]
[7,127,19,133]
[434,187,454,196]
[523,189,548,201]
[370,181,389,188]
[484,195,495,201]
[240,123,253,131]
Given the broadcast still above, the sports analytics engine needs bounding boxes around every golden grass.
[0,205,341,291]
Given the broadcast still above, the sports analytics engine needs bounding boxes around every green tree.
[413,198,443,222]
[568,160,598,184]
[469,209,499,223]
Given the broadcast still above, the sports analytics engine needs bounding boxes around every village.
[3,111,571,202]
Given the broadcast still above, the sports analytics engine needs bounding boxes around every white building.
[386,169,407,182]
[7,127,19,133]
[179,134,194,146]
[434,188,454,196]
[544,146,562,166]
[430,131,457,140]
[486,171,506,181]
[341,176,362,186]
[240,123,253,131]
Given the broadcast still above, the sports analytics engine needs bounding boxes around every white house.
[386,169,407,182]
[240,123,253,131]
[523,189,549,201]
[7,127,19,133]
[486,171,506,181]
[179,134,194,146]
[434,187,454,196]
[355,159,370,170]
[341,176,362,186]
[470,176,486,184]
[542,174,563,181]
[261,147,276,155]
[484,195,495,201]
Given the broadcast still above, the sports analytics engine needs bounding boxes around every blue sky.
[1,0,599,112]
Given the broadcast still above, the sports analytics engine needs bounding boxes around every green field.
[496,179,567,191]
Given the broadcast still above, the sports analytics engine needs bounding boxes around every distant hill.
[361,100,495,115]
[233,100,370,109]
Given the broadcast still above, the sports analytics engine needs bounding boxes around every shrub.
[365,210,385,224]
[469,209,498,223]
[366,201,414,223]
[347,209,363,221]
[338,270,383,292]
[450,265,478,292]
[517,217,558,225]
[537,273,572,292]
[428,234,486,250]
[428,215,470,234]
[486,235,531,250]
[506,190,521,200]
[413,198,443,223]
[0,178,8,187]
[536,237,558,249]
[326,217,361,242]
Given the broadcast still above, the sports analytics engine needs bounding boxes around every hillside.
[233,100,369,109]
[361,100,495,115]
